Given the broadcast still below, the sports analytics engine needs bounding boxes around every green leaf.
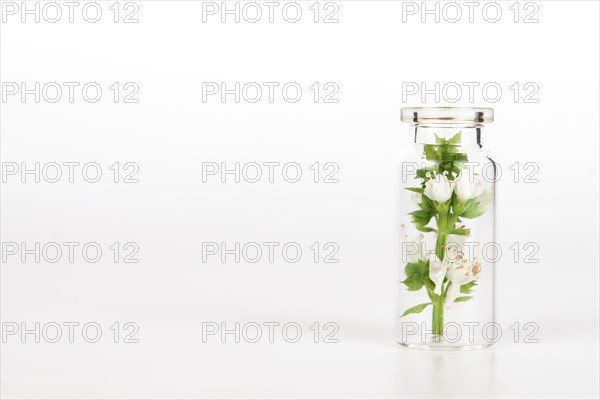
[404,260,428,278]
[409,209,431,218]
[460,281,477,294]
[421,131,467,180]
[409,209,434,227]
[461,206,485,219]
[416,167,434,180]
[415,225,436,233]
[419,196,435,212]
[424,146,442,161]
[458,198,484,219]
[454,296,473,303]
[448,227,471,236]
[405,187,424,194]
[400,302,432,317]
[402,259,434,292]
[448,131,462,145]
[401,276,424,291]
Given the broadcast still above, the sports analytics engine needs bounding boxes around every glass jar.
[396,107,496,350]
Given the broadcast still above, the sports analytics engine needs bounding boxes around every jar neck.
[412,125,483,148]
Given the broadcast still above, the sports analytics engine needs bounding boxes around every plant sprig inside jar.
[400,132,493,337]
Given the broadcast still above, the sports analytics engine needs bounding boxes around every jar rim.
[401,107,494,124]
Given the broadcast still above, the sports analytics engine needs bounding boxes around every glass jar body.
[395,125,496,350]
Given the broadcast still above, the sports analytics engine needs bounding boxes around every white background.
[1,0,599,398]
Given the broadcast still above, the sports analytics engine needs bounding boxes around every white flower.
[454,169,485,202]
[445,255,481,309]
[424,172,454,203]
[445,233,466,263]
[428,254,446,295]
[428,234,466,296]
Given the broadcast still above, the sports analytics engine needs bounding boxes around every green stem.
[432,202,451,338]
[432,294,444,336]
[432,230,447,337]
[435,231,447,261]
[435,203,450,260]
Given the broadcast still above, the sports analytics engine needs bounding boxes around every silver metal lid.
[401,107,494,124]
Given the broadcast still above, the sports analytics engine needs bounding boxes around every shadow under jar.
[396,107,497,350]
